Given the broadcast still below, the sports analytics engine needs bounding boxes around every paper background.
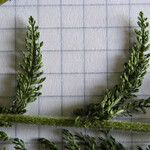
[1,0,150,149]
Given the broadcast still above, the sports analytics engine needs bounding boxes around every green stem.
[0,0,8,5]
[0,114,150,132]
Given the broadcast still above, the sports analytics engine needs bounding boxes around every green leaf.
[39,138,58,150]
[12,138,27,150]
[9,16,46,114]
[63,129,80,150]
[137,145,150,150]
[75,11,150,123]
[0,131,9,141]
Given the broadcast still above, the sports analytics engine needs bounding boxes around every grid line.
[14,0,17,140]
[129,0,133,149]
[37,0,40,149]
[0,26,140,30]
[83,0,85,107]
[0,49,132,52]
[0,94,150,98]
[60,0,63,149]
[2,3,150,7]
[2,140,150,145]
[106,0,108,89]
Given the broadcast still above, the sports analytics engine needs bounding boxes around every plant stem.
[0,0,8,5]
[0,114,150,132]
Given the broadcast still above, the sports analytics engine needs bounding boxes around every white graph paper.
[0,0,150,149]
